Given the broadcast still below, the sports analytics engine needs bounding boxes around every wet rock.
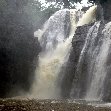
[60,23,94,98]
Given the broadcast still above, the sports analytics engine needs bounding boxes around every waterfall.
[31,9,77,99]
[77,5,97,26]
[70,21,100,99]
[70,17,111,101]
[30,5,97,99]
[85,22,111,101]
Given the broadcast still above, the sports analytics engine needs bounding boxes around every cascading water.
[30,5,97,99]
[70,21,100,99]
[77,5,97,26]
[70,16,111,101]
[85,22,111,101]
[31,9,77,99]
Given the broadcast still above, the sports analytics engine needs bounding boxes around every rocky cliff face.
[60,23,93,98]
[102,0,111,21]
[92,0,111,21]
[61,21,111,100]
[0,1,41,97]
[60,0,111,101]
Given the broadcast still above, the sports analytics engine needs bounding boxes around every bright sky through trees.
[38,0,93,9]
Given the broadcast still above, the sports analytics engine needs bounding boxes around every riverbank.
[0,99,111,111]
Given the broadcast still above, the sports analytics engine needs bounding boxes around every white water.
[31,6,97,99]
[85,22,111,100]
[70,21,100,99]
[32,9,77,99]
[77,5,97,26]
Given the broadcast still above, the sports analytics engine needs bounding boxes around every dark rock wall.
[90,0,111,21]
[0,0,41,97]
[60,0,111,100]
[60,24,93,98]
[70,22,105,99]
[61,20,111,101]
[102,0,111,21]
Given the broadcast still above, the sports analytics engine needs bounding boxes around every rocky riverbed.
[0,99,111,111]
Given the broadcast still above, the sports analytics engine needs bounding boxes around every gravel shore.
[0,99,111,111]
